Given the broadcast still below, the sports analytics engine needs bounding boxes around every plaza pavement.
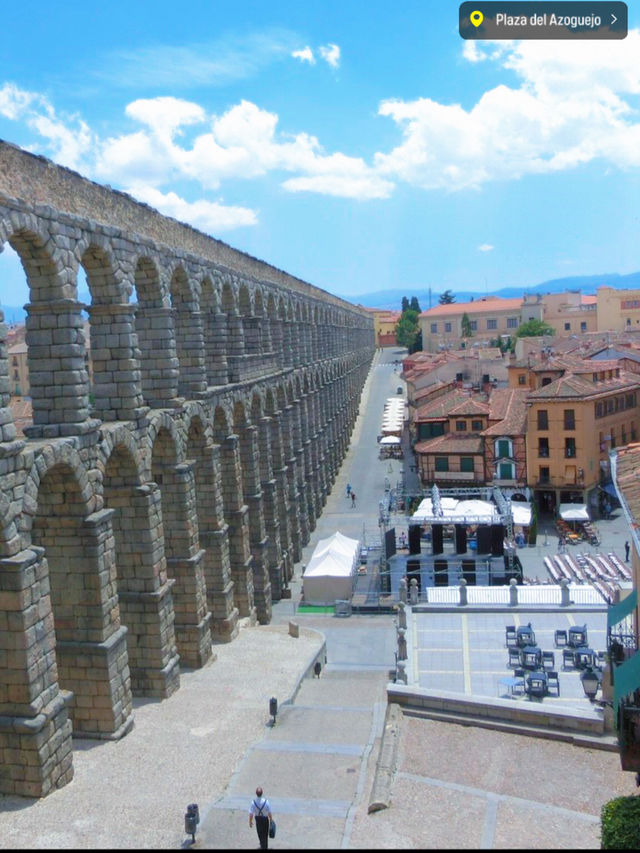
[0,347,637,848]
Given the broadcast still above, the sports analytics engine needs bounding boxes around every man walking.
[249,786,273,850]
[351,491,356,508]
[625,540,630,562]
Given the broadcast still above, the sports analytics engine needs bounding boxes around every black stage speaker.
[431,524,443,555]
[434,559,448,586]
[462,559,476,585]
[491,524,505,556]
[455,525,467,554]
[407,558,421,591]
[476,526,491,554]
[385,528,396,558]
[408,525,422,554]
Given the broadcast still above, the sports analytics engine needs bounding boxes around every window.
[12,356,18,366]
[435,457,449,472]
[487,318,497,330]
[13,370,19,381]
[564,409,575,430]
[538,437,549,458]
[541,377,552,386]
[565,437,576,458]
[537,410,548,430]
[498,462,515,480]
[469,320,477,331]
[507,317,518,329]
[564,322,571,331]
[610,428,616,449]
[539,466,550,483]
[496,439,512,458]
[430,323,438,333]
[596,402,604,418]
[472,419,483,431]
[518,374,526,385]
[460,457,474,472]
[581,322,587,332]
[456,420,467,431]
[445,322,452,333]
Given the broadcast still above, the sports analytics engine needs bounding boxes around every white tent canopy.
[380,435,401,445]
[303,532,360,605]
[411,497,500,524]
[510,501,532,526]
[559,503,590,522]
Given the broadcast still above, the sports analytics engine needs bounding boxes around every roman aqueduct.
[0,141,375,797]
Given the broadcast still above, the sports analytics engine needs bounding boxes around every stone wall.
[0,142,375,797]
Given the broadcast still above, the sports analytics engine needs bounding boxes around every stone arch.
[2,220,69,303]
[147,410,184,465]
[77,239,125,305]
[21,442,94,538]
[29,454,132,738]
[132,255,179,406]
[97,424,147,486]
[3,223,91,436]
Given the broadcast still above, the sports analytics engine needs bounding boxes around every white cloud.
[292,46,315,64]
[319,43,341,68]
[0,83,93,170]
[478,244,494,252]
[376,29,640,190]
[125,184,257,231]
[95,29,301,89]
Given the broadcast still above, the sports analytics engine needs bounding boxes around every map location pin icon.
[470,10,483,27]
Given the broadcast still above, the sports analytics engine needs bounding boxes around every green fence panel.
[608,588,638,629]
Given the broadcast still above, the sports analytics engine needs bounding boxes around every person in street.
[346,483,352,498]
[351,491,356,508]
[625,540,630,562]
[249,786,273,850]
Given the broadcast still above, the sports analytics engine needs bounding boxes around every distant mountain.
[4,274,640,322]
[347,272,640,311]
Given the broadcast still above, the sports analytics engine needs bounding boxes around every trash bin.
[334,599,352,617]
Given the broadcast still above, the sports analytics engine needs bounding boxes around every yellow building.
[361,307,401,348]
[522,291,597,336]
[524,360,640,514]
[597,286,640,332]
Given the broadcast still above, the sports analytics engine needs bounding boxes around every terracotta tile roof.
[527,371,640,400]
[420,297,522,317]
[414,434,484,454]
[448,397,490,416]
[484,388,528,435]
[612,443,640,525]
[415,390,479,420]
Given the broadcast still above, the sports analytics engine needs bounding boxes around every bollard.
[409,578,418,605]
[397,627,408,660]
[397,600,407,630]
[269,696,278,725]
[399,577,407,604]
[560,578,571,607]
[396,660,408,684]
[458,578,467,606]
[288,620,299,638]
[509,578,518,607]
[185,803,200,843]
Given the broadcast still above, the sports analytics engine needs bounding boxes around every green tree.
[461,312,473,338]
[409,296,421,313]
[395,308,420,350]
[439,289,455,304]
[401,296,410,312]
[514,319,555,338]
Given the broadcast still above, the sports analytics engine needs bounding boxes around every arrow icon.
[611,13,617,24]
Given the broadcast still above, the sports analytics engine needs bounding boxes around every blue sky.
[1,0,640,309]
